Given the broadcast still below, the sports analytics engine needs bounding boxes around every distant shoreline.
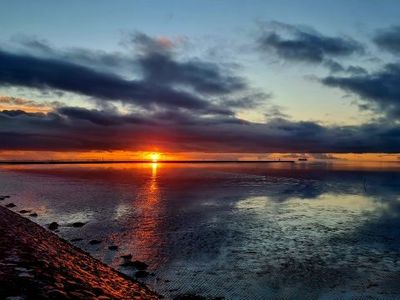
[0,160,296,165]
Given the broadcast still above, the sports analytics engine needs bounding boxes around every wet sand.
[0,205,161,300]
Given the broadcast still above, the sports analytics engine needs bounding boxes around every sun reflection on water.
[128,163,163,264]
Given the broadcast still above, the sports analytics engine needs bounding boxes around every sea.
[1,161,400,299]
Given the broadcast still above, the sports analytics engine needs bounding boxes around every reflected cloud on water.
[1,162,400,298]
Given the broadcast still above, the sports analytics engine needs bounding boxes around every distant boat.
[298,158,308,161]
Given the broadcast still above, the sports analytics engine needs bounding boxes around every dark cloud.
[56,107,147,126]
[1,31,398,154]
[138,52,246,95]
[373,26,400,54]
[132,32,249,96]
[322,63,400,119]
[10,35,137,74]
[1,108,399,153]
[0,33,266,115]
[324,60,367,75]
[346,65,368,76]
[0,109,46,118]
[219,92,272,110]
[0,49,231,114]
[258,22,364,64]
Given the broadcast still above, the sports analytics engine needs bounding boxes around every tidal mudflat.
[1,161,400,299]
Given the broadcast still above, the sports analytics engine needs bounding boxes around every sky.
[1,0,400,161]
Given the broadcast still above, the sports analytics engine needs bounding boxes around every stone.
[89,240,102,245]
[5,203,16,208]
[121,254,133,260]
[120,260,136,267]
[108,245,118,251]
[135,270,149,278]
[131,260,148,270]
[48,222,59,231]
[19,210,30,214]
[71,222,87,228]
[29,213,38,217]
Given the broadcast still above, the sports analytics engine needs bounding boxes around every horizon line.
[0,159,297,165]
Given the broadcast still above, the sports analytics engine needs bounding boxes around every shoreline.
[0,205,162,300]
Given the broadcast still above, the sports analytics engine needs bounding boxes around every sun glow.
[150,152,160,162]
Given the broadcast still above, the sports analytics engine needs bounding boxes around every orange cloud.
[0,96,59,113]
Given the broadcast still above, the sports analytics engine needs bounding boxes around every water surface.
[1,162,400,299]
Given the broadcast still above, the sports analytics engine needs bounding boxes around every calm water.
[1,162,400,299]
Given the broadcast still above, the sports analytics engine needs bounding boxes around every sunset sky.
[1,0,400,161]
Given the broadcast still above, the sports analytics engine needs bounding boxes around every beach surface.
[0,205,161,300]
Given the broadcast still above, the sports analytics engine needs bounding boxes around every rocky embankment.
[0,204,162,300]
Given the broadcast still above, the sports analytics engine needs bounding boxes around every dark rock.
[121,254,133,260]
[71,222,87,228]
[0,195,10,200]
[131,260,148,270]
[48,222,59,231]
[108,245,118,251]
[19,210,31,214]
[135,270,149,278]
[70,238,83,242]
[121,259,148,269]
[5,203,16,208]
[29,213,38,217]
[89,240,102,245]
[120,260,136,267]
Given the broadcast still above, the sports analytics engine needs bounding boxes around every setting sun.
[150,152,160,162]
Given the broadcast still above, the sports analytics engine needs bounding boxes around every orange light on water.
[151,162,158,177]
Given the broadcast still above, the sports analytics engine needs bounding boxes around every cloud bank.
[0,30,399,154]
[257,22,364,71]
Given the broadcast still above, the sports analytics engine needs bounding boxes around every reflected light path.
[104,162,164,271]
[128,162,163,265]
